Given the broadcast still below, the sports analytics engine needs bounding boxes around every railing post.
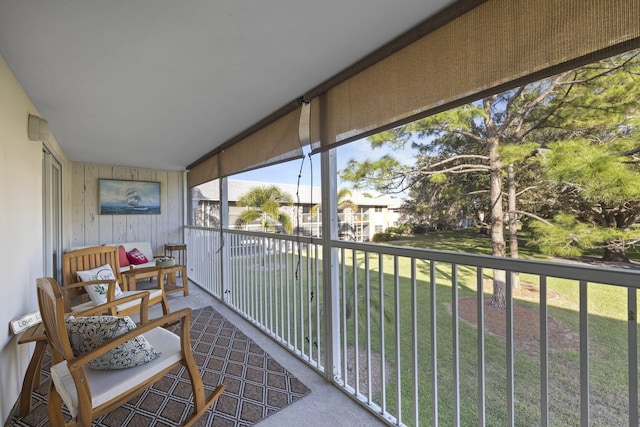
[321,148,341,382]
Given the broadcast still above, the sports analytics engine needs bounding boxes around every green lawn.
[231,230,638,426]
[392,228,558,260]
[344,230,637,425]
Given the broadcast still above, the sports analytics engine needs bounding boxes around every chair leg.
[185,359,207,410]
[182,384,225,427]
[18,340,47,416]
[179,335,225,426]
[47,383,67,427]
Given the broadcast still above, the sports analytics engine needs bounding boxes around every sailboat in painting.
[99,179,160,215]
[125,187,149,211]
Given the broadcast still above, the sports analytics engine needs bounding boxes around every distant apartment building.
[190,179,403,242]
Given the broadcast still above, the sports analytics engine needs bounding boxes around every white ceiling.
[0,0,455,171]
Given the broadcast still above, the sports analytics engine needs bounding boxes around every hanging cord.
[295,151,315,301]
[307,151,314,302]
[308,151,314,215]
[295,153,305,280]
[295,97,311,281]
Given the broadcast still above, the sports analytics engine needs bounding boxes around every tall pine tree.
[341,50,640,307]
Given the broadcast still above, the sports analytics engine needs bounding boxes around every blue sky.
[234,136,418,190]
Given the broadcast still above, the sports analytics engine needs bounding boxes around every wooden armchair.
[62,245,169,317]
[37,277,225,426]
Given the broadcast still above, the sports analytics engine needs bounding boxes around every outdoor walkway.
[149,282,386,427]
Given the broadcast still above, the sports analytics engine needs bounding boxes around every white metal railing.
[186,227,325,368]
[184,226,223,298]
[185,226,640,427]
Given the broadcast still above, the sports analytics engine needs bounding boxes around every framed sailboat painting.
[99,179,161,214]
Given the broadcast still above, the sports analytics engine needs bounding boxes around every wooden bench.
[62,245,169,316]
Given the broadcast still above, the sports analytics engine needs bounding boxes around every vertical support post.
[411,259,419,425]
[430,260,438,425]
[182,170,189,228]
[506,271,514,427]
[220,176,230,303]
[579,280,590,426]
[452,264,460,427]
[540,276,549,427]
[477,267,486,427]
[628,287,638,427]
[394,256,402,426]
[321,148,341,382]
[378,254,386,411]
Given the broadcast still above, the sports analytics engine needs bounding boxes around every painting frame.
[99,179,161,215]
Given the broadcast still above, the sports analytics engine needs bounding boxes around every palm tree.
[310,188,359,217]
[235,185,294,233]
[309,188,359,239]
[337,188,358,212]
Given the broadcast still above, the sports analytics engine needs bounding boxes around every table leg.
[180,265,189,296]
[166,269,176,286]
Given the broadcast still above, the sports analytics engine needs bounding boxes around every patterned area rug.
[8,306,310,426]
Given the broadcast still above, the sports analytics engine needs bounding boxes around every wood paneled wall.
[71,163,184,257]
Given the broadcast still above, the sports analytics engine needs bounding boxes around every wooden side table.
[17,323,48,416]
[163,264,189,296]
[164,243,187,266]
[121,267,163,292]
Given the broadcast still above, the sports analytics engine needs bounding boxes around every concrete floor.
[143,281,387,427]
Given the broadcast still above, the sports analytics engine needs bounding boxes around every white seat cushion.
[50,326,181,418]
[71,289,163,313]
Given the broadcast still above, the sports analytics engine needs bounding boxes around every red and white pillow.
[126,247,148,265]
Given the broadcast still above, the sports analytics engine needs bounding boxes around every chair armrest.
[71,291,151,323]
[61,279,121,312]
[61,278,117,291]
[70,307,193,370]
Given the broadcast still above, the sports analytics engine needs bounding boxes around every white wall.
[0,55,70,423]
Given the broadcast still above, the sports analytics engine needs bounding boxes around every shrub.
[386,226,402,235]
[388,224,413,236]
[372,232,393,242]
[411,224,427,234]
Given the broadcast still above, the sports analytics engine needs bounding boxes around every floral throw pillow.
[65,315,160,370]
[76,264,123,305]
[126,248,148,265]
